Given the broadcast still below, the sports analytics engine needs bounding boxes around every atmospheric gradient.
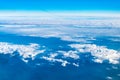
[0,0,120,80]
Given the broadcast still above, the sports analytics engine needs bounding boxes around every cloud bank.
[70,44,120,64]
[0,42,120,67]
[0,42,45,62]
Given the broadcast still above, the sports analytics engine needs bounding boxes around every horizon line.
[0,10,120,17]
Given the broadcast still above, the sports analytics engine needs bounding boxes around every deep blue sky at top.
[0,0,120,12]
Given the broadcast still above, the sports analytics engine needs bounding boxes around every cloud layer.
[0,14,120,44]
[0,42,120,67]
[70,44,120,64]
[0,42,45,62]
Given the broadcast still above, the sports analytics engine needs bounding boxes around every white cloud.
[58,50,79,59]
[0,12,120,43]
[41,51,80,67]
[40,50,81,67]
[0,23,119,44]
[70,44,120,64]
[1,42,119,67]
[0,26,116,46]
[0,42,79,67]
[0,42,45,61]
[41,56,70,67]
[0,11,120,27]
[49,53,58,58]
[72,63,79,67]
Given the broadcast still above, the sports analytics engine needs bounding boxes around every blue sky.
[0,0,120,12]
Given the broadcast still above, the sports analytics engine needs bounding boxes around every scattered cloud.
[0,42,45,61]
[41,51,80,67]
[0,42,120,67]
[58,50,79,59]
[70,44,120,64]
[72,63,79,67]
[41,56,70,67]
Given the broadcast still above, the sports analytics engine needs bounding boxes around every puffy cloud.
[58,50,79,59]
[41,51,80,67]
[0,42,79,67]
[70,44,120,64]
[0,42,120,67]
[41,56,70,67]
[0,42,45,61]
[0,42,72,67]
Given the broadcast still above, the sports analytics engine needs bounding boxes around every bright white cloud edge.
[70,44,120,64]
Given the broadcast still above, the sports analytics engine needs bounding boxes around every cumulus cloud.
[70,44,120,64]
[42,56,70,67]
[41,50,81,67]
[0,42,79,67]
[58,50,79,59]
[0,42,45,62]
[41,51,80,67]
[0,42,120,67]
